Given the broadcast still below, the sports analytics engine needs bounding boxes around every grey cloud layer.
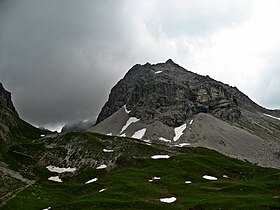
[0,0,130,126]
[0,0,279,129]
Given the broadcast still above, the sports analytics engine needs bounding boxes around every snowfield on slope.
[131,128,146,139]
[99,188,106,193]
[160,197,177,203]
[96,164,107,169]
[149,176,161,182]
[159,137,171,142]
[46,166,76,173]
[85,178,98,184]
[203,175,218,181]
[155,70,162,74]
[48,176,62,183]
[120,117,140,133]
[151,155,170,159]
[103,149,114,153]
[173,123,187,141]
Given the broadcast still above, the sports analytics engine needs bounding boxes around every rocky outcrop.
[96,59,262,127]
[0,83,19,143]
[0,83,18,116]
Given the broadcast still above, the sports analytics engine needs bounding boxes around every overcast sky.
[1,0,280,131]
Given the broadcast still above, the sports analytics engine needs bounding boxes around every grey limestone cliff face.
[0,83,18,116]
[0,83,19,143]
[96,59,265,127]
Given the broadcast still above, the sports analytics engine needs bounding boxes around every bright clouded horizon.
[0,0,280,131]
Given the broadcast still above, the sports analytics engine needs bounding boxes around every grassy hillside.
[1,131,279,210]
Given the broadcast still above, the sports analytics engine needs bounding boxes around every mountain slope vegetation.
[0,129,279,209]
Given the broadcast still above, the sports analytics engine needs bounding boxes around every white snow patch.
[223,175,228,178]
[263,113,280,121]
[119,133,126,137]
[96,164,107,170]
[173,123,187,141]
[160,197,177,203]
[155,71,163,74]
[40,134,45,137]
[149,176,161,182]
[131,128,146,139]
[123,104,131,114]
[48,176,62,183]
[99,188,106,193]
[185,181,192,184]
[189,119,194,125]
[106,133,112,136]
[159,137,171,142]
[151,155,170,159]
[175,143,191,147]
[153,176,161,180]
[120,117,140,133]
[85,178,98,184]
[46,166,76,173]
[42,207,51,210]
[103,149,114,153]
[203,175,218,181]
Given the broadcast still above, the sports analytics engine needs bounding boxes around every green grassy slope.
[0,108,49,171]
[0,107,49,205]
[2,131,279,210]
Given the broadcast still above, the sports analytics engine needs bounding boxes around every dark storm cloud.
[0,0,134,127]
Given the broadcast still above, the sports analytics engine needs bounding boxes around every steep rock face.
[0,83,18,116]
[0,83,19,143]
[96,59,262,127]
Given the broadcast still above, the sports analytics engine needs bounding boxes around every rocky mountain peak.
[0,83,18,115]
[96,60,262,127]
[165,58,175,64]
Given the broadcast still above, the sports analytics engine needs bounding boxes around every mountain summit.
[96,59,262,126]
[92,60,280,168]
